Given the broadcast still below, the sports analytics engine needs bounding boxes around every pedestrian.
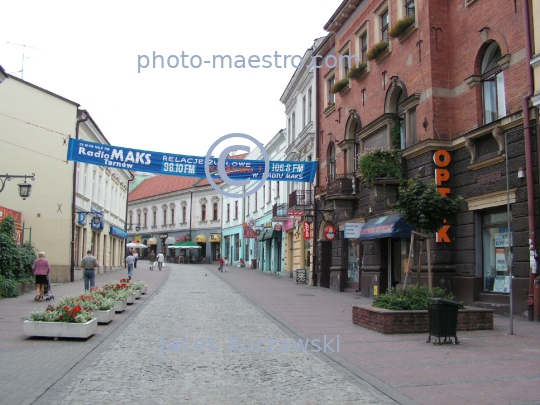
[148,250,156,270]
[125,252,135,280]
[157,251,165,271]
[219,257,224,272]
[32,252,51,301]
[223,256,229,273]
[81,249,99,291]
[133,250,139,268]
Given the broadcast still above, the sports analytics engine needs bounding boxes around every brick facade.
[314,0,537,316]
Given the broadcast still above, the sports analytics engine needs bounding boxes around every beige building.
[0,74,131,282]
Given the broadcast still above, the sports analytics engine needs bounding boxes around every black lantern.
[0,173,35,199]
[18,181,32,199]
[304,213,315,224]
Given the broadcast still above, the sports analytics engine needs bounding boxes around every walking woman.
[32,252,51,301]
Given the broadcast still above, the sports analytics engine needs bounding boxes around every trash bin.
[426,298,462,345]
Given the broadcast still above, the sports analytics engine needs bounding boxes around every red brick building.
[314,0,539,317]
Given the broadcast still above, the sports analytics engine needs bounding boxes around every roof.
[229,153,249,159]
[128,174,220,201]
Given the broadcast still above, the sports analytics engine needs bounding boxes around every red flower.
[64,306,70,311]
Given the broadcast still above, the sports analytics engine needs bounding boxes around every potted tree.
[393,178,463,292]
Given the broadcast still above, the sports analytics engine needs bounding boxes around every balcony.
[326,173,357,200]
[272,203,289,222]
[288,190,314,209]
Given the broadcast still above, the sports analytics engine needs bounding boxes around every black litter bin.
[426,298,462,345]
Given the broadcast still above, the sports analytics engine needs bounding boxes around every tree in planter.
[393,178,463,292]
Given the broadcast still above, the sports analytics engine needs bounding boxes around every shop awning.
[194,234,207,243]
[256,229,281,241]
[209,233,221,242]
[359,213,414,241]
[147,237,158,245]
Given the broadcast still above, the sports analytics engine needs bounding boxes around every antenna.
[6,42,41,79]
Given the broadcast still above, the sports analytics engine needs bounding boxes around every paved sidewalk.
[0,261,169,405]
[211,266,540,405]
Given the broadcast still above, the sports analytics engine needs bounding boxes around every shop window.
[482,209,510,293]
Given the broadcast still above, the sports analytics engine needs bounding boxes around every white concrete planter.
[114,299,127,313]
[95,308,115,324]
[134,289,141,299]
[141,285,147,294]
[126,293,135,304]
[23,318,97,339]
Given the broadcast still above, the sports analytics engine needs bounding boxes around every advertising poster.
[495,248,507,271]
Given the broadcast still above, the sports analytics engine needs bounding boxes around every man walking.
[125,252,135,280]
[81,250,99,290]
[157,251,165,271]
[148,250,156,270]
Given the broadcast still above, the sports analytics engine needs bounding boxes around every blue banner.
[66,139,317,182]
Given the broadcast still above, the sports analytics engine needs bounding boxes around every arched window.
[213,203,218,220]
[482,42,506,124]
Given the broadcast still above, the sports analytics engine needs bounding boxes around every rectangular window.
[182,207,186,223]
[327,75,335,105]
[360,33,368,62]
[268,182,272,202]
[482,210,510,293]
[288,117,291,141]
[235,201,238,219]
[153,211,157,226]
[276,181,280,197]
[254,192,258,212]
[213,203,218,220]
[137,212,141,226]
[163,209,167,225]
[92,170,96,200]
[405,0,415,16]
[308,87,312,122]
[292,112,296,139]
[381,9,389,42]
[202,205,206,221]
[98,175,102,205]
[227,203,230,221]
[262,185,265,207]
[171,207,175,224]
[144,212,148,228]
[247,196,250,213]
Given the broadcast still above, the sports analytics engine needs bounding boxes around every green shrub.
[0,279,20,298]
[366,41,389,61]
[347,62,368,80]
[373,285,455,310]
[389,15,415,39]
[330,78,349,94]
[358,149,403,185]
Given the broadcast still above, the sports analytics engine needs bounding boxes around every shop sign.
[243,228,258,239]
[287,210,304,216]
[282,218,293,231]
[274,224,282,231]
[324,225,337,241]
[303,221,311,239]
[434,150,451,243]
[344,223,364,239]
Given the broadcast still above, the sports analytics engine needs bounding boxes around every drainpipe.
[313,55,320,287]
[522,0,537,320]
[125,173,134,258]
[70,109,89,282]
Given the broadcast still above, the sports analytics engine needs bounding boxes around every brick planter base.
[352,305,493,334]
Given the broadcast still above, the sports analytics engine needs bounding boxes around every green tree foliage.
[373,285,455,310]
[0,215,36,281]
[393,178,463,234]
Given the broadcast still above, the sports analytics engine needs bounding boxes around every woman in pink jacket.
[32,252,51,301]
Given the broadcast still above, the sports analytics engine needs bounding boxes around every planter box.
[94,308,115,324]
[114,299,127,313]
[133,289,141,299]
[126,293,135,304]
[352,305,493,334]
[141,285,147,294]
[23,318,97,339]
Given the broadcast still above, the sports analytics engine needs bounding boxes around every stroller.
[43,276,54,301]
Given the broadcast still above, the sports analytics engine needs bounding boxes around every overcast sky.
[0,0,342,158]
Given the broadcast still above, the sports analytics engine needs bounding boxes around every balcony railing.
[288,190,314,208]
[327,173,356,197]
[272,203,288,218]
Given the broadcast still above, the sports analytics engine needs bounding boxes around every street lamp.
[76,211,101,226]
[304,213,315,224]
[126,223,141,232]
[0,173,35,199]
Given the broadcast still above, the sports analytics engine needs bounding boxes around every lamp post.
[0,173,35,199]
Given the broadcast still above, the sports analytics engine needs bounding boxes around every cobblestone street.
[50,265,394,405]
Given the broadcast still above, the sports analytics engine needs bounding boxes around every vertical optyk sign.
[434,150,451,243]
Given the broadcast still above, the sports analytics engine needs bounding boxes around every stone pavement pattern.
[51,265,396,405]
